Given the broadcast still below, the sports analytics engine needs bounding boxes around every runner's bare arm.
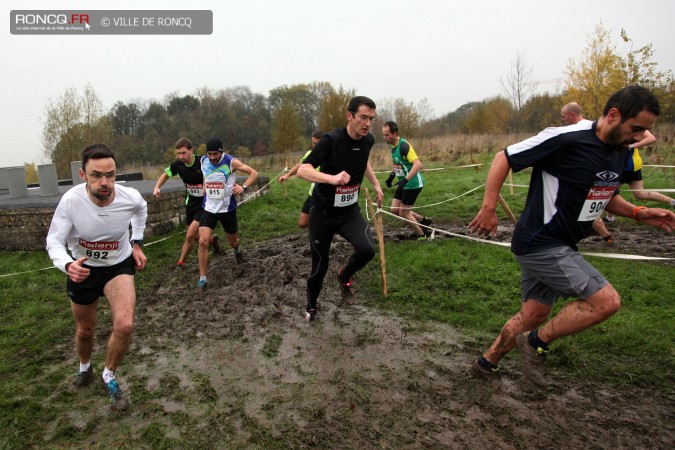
[469,150,510,236]
[232,159,258,195]
[279,162,302,182]
[298,164,349,185]
[153,172,169,198]
[364,162,384,207]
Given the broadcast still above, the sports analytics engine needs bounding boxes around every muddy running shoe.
[515,332,548,388]
[470,360,499,380]
[73,365,93,387]
[196,279,208,290]
[337,272,356,306]
[234,251,244,264]
[602,235,614,245]
[304,308,317,322]
[100,376,129,411]
[420,217,433,237]
[414,234,427,241]
[420,218,433,237]
[175,261,184,271]
[211,234,221,255]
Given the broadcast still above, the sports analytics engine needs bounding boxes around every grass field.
[1,140,674,448]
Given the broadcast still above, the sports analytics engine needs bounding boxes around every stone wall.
[0,176,269,251]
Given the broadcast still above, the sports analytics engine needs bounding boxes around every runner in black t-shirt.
[467,86,675,387]
[297,96,384,322]
[153,138,221,269]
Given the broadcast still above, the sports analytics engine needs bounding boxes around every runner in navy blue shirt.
[468,86,675,387]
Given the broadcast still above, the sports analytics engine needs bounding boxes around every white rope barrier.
[374,163,485,174]
[504,183,675,193]
[379,184,486,211]
[372,201,673,261]
[0,266,58,278]
[240,166,288,205]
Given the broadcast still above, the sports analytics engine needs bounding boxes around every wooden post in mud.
[283,159,288,198]
[365,188,387,297]
[508,169,514,195]
[498,194,517,225]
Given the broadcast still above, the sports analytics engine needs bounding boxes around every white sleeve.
[130,192,147,241]
[45,200,74,273]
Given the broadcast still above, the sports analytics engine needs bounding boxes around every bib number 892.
[85,250,108,260]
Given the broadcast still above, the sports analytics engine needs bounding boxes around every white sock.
[671,199,675,206]
[199,276,207,282]
[79,361,91,373]
[102,367,116,384]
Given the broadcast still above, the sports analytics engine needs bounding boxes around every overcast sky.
[3,0,674,168]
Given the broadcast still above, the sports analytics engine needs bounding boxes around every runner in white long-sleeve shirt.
[46,144,147,411]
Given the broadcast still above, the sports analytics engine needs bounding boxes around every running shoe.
[420,217,433,237]
[515,332,548,388]
[602,235,614,244]
[304,308,317,322]
[604,215,615,223]
[470,360,500,380]
[73,365,93,387]
[211,234,221,255]
[234,251,244,264]
[100,376,129,411]
[175,261,184,271]
[414,234,427,241]
[196,279,208,290]
[337,271,355,306]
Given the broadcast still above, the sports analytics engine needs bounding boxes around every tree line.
[41,23,673,178]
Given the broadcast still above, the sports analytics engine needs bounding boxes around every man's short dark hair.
[81,144,116,170]
[175,137,194,150]
[347,96,376,114]
[383,121,399,134]
[602,85,660,121]
[311,130,325,140]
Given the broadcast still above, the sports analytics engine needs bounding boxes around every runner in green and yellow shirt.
[383,121,432,240]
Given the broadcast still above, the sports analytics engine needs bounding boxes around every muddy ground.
[117,221,673,448]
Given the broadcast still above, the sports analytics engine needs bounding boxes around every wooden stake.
[498,194,517,225]
[284,159,288,198]
[365,188,387,297]
[508,169,514,195]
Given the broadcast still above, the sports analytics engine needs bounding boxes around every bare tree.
[41,84,110,177]
[500,52,535,111]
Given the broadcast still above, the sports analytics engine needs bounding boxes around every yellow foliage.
[24,162,38,183]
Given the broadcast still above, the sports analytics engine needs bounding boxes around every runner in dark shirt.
[468,86,674,387]
[297,96,384,322]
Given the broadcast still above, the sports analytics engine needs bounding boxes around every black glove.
[385,172,396,188]
[396,178,408,189]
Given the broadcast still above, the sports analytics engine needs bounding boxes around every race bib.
[205,181,225,199]
[79,239,118,264]
[334,184,359,207]
[186,183,204,197]
[578,186,617,221]
[394,164,404,177]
